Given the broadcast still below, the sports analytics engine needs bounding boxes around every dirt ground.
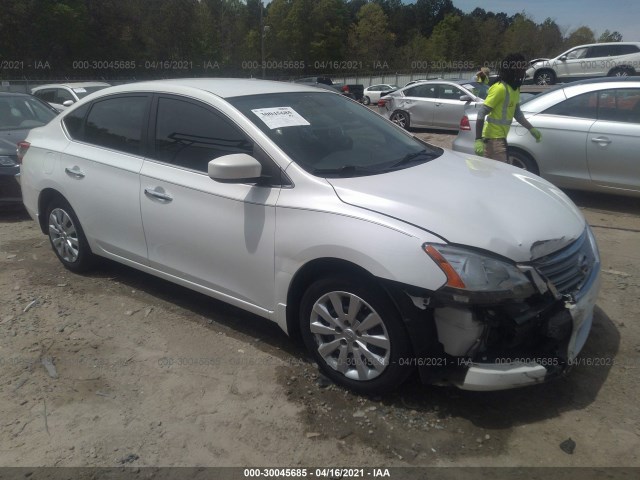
[1,131,640,471]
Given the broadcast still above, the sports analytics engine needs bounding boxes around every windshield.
[73,85,109,99]
[228,92,442,177]
[0,96,57,130]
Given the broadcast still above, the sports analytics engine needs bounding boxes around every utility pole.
[260,1,265,79]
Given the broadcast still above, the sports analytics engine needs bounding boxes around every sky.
[450,0,639,43]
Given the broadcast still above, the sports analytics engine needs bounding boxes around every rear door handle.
[64,166,85,178]
[144,187,173,202]
[591,136,611,145]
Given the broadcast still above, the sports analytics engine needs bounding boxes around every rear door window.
[405,84,437,98]
[598,89,640,123]
[84,96,150,155]
[544,92,599,119]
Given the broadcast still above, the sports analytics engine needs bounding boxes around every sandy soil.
[1,132,640,469]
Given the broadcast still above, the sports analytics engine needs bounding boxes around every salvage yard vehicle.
[453,77,640,197]
[379,79,487,130]
[525,42,640,85]
[20,79,600,394]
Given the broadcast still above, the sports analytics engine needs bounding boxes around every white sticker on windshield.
[251,107,310,129]
[72,88,87,93]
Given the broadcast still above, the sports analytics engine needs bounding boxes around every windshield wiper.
[385,149,437,171]
[312,165,378,177]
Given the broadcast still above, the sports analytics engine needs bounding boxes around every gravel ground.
[1,131,639,471]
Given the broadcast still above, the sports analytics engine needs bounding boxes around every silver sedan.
[452,77,640,197]
[379,79,487,130]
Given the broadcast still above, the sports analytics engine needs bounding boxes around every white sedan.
[20,79,600,394]
[362,84,398,105]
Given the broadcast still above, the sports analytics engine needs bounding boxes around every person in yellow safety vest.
[475,53,542,162]
[475,66,490,85]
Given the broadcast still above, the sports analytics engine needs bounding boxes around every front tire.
[534,70,556,85]
[46,197,95,273]
[363,96,371,105]
[390,110,410,129]
[508,149,539,175]
[299,275,413,394]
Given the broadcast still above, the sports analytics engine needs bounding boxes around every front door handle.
[591,136,611,145]
[64,166,85,178]
[144,187,173,202]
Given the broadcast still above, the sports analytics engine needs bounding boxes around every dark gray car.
[0,93,58,205]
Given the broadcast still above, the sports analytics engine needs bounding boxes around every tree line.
[0,0,623,79]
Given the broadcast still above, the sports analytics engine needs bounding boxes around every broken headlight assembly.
[424,244,536,303]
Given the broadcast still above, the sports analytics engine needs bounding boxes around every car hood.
[0,128,30,156]
[327,152,585,262]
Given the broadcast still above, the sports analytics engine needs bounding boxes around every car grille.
[532,231,595,295]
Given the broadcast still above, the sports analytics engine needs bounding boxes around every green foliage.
[347,3,395,64]
[565,26,597,49]
[598,30,623,43]
[0,0,623,77]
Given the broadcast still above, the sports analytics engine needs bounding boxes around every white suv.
[526,42,640,85]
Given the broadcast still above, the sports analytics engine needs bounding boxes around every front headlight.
[424,243,535,301]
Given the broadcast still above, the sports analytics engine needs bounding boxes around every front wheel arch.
[286,258,379,342]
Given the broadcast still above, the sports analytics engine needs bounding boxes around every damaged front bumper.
[383,228,602,391]
[453,264,600,391]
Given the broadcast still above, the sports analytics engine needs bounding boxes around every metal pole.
[260,2,265,79]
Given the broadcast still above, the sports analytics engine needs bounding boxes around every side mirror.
[208,153,262,183]
[459,95,472,102]
[559,55,567,61]
[62,100,75,107]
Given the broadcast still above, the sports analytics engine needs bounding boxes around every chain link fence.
[0,69,477,95]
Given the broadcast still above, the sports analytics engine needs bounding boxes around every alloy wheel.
[49,208,80,263]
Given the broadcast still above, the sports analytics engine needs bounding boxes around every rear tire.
[390,110,410,129]
[608,66,635,77]
[46,197,96,273]
[299,275,413,394]
[363,96,371,105]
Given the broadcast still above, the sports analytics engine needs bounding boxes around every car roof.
[404,78,476,87]
[565,41,640,49]
[550,76,640,92]
[32,82,111,90]
[86,78,328,99]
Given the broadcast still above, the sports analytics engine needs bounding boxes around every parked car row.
[452,76,640,197]
[18,78,602,394]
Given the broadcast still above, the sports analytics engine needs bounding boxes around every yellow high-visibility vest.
[482,82,520,139]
